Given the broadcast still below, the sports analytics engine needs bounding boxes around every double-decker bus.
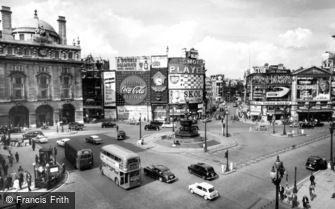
[64,140,94,170]
[100,144,141,189]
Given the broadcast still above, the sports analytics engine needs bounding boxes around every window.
[37,74,50,99]
[55,51,59,59]
[11,75,25,100]
[24,48,30,56]
[19,34,24,40]
[61,76,71,98]
[7,47,12,55]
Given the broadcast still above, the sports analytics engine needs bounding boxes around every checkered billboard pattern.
[168,74,203,89]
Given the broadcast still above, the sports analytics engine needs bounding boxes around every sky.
[2,0,335,79]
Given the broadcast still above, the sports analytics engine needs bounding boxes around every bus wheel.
[115,178,119,186]
[101,168,104,175]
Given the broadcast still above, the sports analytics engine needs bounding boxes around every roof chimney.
[57,16,67,45]
[1,6,13,40]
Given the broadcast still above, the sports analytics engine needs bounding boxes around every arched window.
[36,73,51,99]
[61,74,72,99]
[10,72,26,100]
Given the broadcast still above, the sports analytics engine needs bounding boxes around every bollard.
[221,164,226,173]
[229,162,234,171]
[301,129,304,135]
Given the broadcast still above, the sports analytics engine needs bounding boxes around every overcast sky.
[2,0,335,78]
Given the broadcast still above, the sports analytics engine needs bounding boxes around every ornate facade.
[0,6,83,128]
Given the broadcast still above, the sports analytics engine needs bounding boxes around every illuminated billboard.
[116,56,151,71]
[103,71,116,107]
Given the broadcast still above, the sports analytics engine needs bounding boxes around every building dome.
[12,10,60,43]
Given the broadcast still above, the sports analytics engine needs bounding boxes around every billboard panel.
[116,71,150,105]
[168,74,203,89]
[103,71,116,107]
[116,56,151,71]
[117,105,152,121]
[150,68,168,103]
[151,56,168,68]
[169,89,203,104]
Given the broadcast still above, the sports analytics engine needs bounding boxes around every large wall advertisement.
[296,77,330,101]
[150,55,168,103]
[117,105,152,121]
[116,56,151,71]
[168,58,205,104]
[103,71,116,107]
[116,71,150,106]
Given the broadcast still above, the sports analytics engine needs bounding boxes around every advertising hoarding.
[150,68,168,103]
[117,105,151,121]
[296,78,330,101]
[116,71,150,105]
[103,71,116,107]
[151,56,168,68]
[168,74,203,89]
[116,56,151,71]
[169,89,203,104]
[152,105,168,121]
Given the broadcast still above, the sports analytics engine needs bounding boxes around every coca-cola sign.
[120,75,147,105]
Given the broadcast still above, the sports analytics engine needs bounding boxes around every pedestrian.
[18,165,23,173]
[309,183,316,201]
[8,155,13,167]
[32,140,35,151]
[291,193,298,208]
[285,184,292,204]
[4,164,8,176]
[26,172,32,191]
[13,177,19,192]
[5,175,12,190]
[302,195,310,209]
[310,172,315,186]
[15,152,19,163]
[18,172,23,189]
[35,154,39,164]
[279,184,285,200]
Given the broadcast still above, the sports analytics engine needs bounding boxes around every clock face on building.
[38,48,47,57]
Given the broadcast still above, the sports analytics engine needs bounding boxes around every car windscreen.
[206,167,215,173]
[208,187,215,193]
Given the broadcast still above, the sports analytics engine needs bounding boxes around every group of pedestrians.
[278,172,316,209]
[0,165,32,192]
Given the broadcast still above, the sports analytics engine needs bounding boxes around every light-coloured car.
[33,134,48,143]
[161,123,174,128]
[85,135,103,144]
[188,182,219,200]
[56,138,71,146]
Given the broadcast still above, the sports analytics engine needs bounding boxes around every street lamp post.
[272,115,276,134]
[139,113,142,141]
[282,106,288,135]
[225,109,229,137]
[203,117,208,152]
[270,156,286,209]
[330,121,334,170]
[172,106,175,132]
[293,166,298,194]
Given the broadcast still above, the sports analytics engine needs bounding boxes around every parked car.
[188,162,218,180]
[101,121,116,128]
[56,138,71,146]
[117,130,126,140]
[188,182,220,200]
[150,120,163,126]
[143,164,177,183]
[85,135,103,144]
[289,121,300,128]
[162,122,174,128]
[144,124,160,131]
[305,156,327,171]
[32,135,48,143]
[22,131,44,139]
[68,122,84,131]
[300,121,315,129]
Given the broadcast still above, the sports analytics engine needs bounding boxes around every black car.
[305,156,327,171]
[22,131,44,139]
[188,162,218,180]
[144,165,177,183]
[101,121,116,128]
[150,120,163,126]
[144,124,160,131]
[117,130,126,140]
[68,122,84,131]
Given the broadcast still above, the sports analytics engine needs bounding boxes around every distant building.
[81,55,109,123]
[0,6,83,127]
[210,74,225,103]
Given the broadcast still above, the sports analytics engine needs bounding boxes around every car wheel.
[202,175,206,180]
[190,189,194,194]
[159,177,163,182]
[204,195,208,200]
[115,178,119,186]
[101,167,104,175]
[188,169,192,174]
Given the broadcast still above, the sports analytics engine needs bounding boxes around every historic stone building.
[0,6,83,128]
